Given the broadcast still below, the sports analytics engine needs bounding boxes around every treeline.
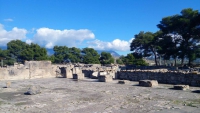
[0,40,147,66]
[130,8,200,66]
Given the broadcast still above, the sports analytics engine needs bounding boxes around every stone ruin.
[1,61,200,87]
[0,61,54,80]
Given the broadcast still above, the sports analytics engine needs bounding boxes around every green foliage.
[53,46,69,63]
[134,59,148,66]
[3,40,48,65]
[119,54,148,66]
[130,31,160,65]
[68,47,81,63]
[0,49,15,65]
[99,52,114,65]
[157,8,200,65]
[116,58,123,64]
[53,46,81,63]
[81,48,100,64]
[7,40,27,62]
[48,55,55,63]
[20,43,48,61]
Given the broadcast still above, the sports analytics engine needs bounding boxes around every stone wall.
[0,61,54,80]
[117,70,200,87]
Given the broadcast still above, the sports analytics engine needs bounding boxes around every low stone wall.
[117,70,200,87]
[0,61,55,80]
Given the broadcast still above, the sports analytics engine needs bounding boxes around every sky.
[0,0,200,55]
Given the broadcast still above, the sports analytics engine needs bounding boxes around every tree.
[81,48,100,64]
[53,46,69,63]
[7,40,27,62]
[67,47,81,63]
[116,58,123,64]
[157,8,200,66]
[130,31,161,65]
[20,43,48,61]
[0,49,15,65]
[99,52,114,65]
[120,53,148,66]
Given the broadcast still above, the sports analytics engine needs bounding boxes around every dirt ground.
[0,77,200,113]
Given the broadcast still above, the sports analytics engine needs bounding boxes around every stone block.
[98,75,113,82]
[139,80,158,87]
[99,71,107,75]
[24,86,41,95]
[73,67,82,74]
[73,73,84,80]
[118,80,125,84]
[173,85,189,90]
[90,71,98,79]
[65,69,73,78]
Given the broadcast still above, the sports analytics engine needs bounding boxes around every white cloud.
[129,38,134,43]
[25,39,32,44]
[32,27,95,48]
[88,39,130,51]
[4,18,13,22]
[0,24,27,46]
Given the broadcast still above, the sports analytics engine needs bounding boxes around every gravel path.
[0,77,200,113]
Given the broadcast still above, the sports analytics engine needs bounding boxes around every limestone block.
[73,67,82,74]
[98,75,113,82]
[73,73,84,80]
[100,71,107,75]
[92,71,99,78]
[24,86,41,95]
[139,80,158,87]
[173,85,189,90]
[190,71,198,74]
[65,69,73,78]
[118,80,125,84]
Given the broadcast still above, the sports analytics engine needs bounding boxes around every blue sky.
[0,0,199,55]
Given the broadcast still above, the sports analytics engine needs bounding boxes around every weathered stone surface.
[92,71,99,78]
[117,70,200,87]
[25,86,41,95]
[73,67,82,74]
[118,80,125,84]
[73,73,84,80]
[65,69,73,78]
[99,71,107,76]
[174,85,189,90]
[98,75,113,82]
[139,80,158,87]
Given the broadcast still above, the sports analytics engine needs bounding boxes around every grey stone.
[98,75,113,82]
[139,80,158,87]
[173,85,189,90]
[25,86,41,95]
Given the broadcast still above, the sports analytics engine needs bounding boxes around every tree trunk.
[188,58,191,66]
[154,53,158,66]
[181,58,184,66]
[174,57,177,66]
[151,47,157,66]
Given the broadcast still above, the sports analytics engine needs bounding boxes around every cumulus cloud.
[0,24,27,46]
[88,39,130,51]
[32,27,95,48]
[4,18,13,22]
